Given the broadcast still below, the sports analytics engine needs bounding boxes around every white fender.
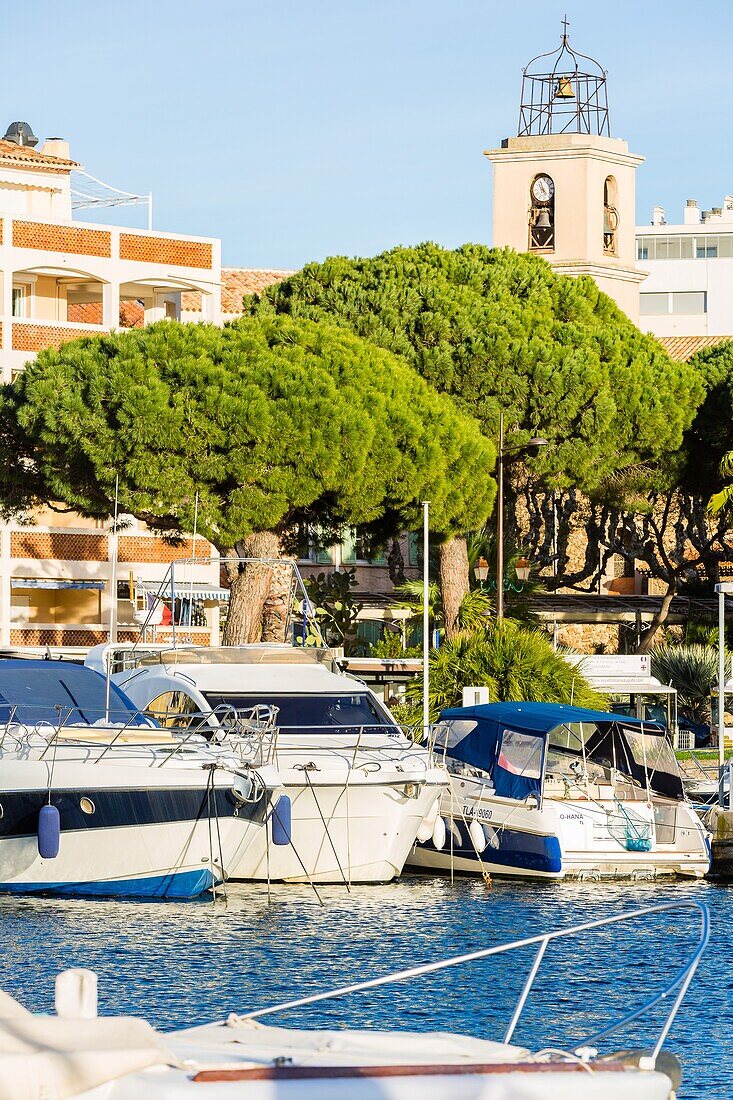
[431,815,447,851]
[469,819,488,853]
[416,796,441,843]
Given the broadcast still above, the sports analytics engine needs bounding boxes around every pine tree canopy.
[0,317,496,546]
[244,243,704,493]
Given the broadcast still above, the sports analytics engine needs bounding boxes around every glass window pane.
[671,292,706,315]
[640,293,670,315]
[342,527,386,565]
[498,729,543,779]
[679,236,694,258]
[408,532,421,567]
[718,236,733,257]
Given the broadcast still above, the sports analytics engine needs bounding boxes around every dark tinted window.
[203,692,395,735]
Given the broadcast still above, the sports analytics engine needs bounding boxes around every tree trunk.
[387,537,406,587]
[635,578,677,654]
[262,558,295,642]
[222,531,281,645]
[439,537,470,640]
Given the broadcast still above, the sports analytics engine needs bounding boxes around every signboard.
[564,654,650,681]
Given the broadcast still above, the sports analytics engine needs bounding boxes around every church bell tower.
[485,20,646,322]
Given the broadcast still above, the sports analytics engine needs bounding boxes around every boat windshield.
[622,728,680,777]
[548,721,600,753]
[202,692,398,736]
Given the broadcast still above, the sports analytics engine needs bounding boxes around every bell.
[555,77,575,99]
[534,209,551,229]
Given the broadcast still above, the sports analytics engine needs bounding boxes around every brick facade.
[119,234,213,269]
[12,220,111,257]
[12,323,103,352]
[11,531,108,561]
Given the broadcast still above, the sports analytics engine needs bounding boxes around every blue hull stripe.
[0,867,217,899]
[417,821,563,875]
[0,785,267,838]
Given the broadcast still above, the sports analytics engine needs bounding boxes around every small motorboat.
[408,701,711,881]
[0,659,281,898]
[0,901,707,1099]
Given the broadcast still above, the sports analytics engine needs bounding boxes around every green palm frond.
[651,644,720,724]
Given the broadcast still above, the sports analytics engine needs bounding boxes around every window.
[11,286,25,318]
[603,177,618,255]
[408,532,421,567]
[640,292,707,316]
[671,292,706,315]
[696,240,718,259]
[636,235,694,260]
[549,721,599,753]
[202,691,396,736]
[639,292,671,316]
[342,527,386,565]
[497,729,543,779]
[292,522,334,564]
[145,690,201,729]
[621,728,679,777]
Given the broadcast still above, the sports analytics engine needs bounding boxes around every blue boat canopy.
[0,659,155,727]
[433,701,682,801]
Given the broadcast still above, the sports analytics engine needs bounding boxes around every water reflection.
[1,874,726,1098]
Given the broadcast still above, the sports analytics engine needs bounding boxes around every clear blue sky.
[10,0,731,268]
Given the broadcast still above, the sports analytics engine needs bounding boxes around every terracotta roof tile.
[0,139,80,171]
[181,268,294,317]
[656,335,733,361]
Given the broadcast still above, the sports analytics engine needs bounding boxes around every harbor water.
[1,875,726,1099]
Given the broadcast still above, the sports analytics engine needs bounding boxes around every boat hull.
[235,770,446,883]
[408,775,711,881]
[0,760,269,898]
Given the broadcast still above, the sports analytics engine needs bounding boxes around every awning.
[138,581,230,602]
[11,578,104,590]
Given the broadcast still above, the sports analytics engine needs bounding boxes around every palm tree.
[394,579,492,641]
[651,644,721,725]
[405,620,605,722]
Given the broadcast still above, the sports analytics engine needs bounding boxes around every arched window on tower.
[529,174,555,252]
[604,177,619,255]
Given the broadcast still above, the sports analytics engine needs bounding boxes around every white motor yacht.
[408,701,711,881]
[86,643,448,885]
[0,901,707,1100]
[0,659,280,898]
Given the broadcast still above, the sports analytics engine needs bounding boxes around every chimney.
[684,199,700,225]
[652,206,666,226]
[41,137,71,161]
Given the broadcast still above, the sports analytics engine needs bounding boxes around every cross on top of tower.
[561,14,570,42]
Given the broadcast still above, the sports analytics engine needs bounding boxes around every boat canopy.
[0,659,154,727]
[433,701,684,801]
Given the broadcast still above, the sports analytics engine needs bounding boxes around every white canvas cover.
[0,1007,174,1100]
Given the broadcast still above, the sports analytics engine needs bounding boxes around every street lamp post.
[715,582,733,772]
[497,413,505,621]
[496,412,549,621]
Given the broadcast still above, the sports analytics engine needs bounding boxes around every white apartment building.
[0,120,226,651]
[637,197,733,339]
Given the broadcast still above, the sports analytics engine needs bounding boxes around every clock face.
[531,176,554,203]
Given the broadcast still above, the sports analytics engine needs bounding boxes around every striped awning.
[11,578,104,590]
[139,581,230,602]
